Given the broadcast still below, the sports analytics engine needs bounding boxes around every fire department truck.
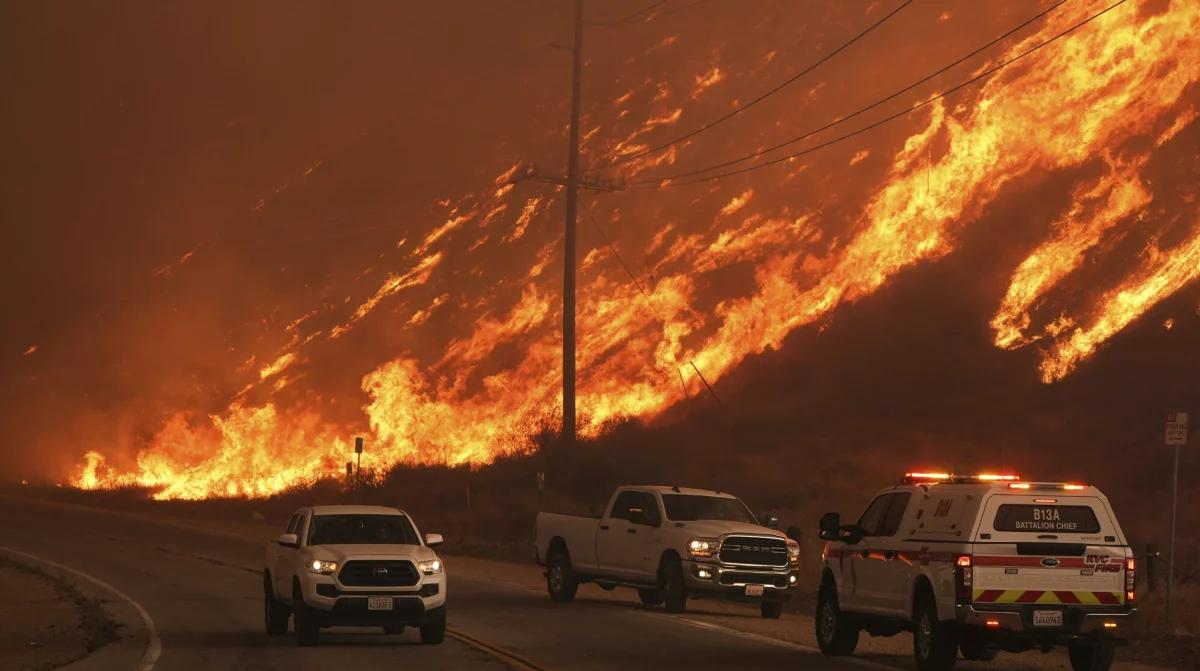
[816,473,1135,671]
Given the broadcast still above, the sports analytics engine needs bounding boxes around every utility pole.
[562,0,584,444]
[503,0,624,445]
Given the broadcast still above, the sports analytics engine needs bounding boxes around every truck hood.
[308,544,435,562]
[672,520,786,540]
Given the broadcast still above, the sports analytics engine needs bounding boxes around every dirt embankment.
[0,556,118,671]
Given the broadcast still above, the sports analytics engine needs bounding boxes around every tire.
[546,549,579,603]
[382,624,405,635]
[662,558,687,614]
[760,601,784,619]
[1068,642,1116,671]
[815,581,859,656]
[638,588,664,606]
[263,576,289,636]
[420,607,446,645]
[960,639,998,662]
[912,591,957,671]
[293,584,319,646]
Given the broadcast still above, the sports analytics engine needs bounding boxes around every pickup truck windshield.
[662,494,756,523]
[307,514,420,545]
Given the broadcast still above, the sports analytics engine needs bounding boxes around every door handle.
[599,525,610,531]
[627,528,637,534]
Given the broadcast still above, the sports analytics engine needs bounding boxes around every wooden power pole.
[562,0,584,444]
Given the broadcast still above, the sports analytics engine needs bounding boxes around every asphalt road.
[0,495,875,671]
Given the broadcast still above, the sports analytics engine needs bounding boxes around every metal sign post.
[1165,412,1187,629]
[354,437,364,491]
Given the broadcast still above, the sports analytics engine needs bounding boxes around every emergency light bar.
[1009,482,1089,491]
[903,472,1020,484]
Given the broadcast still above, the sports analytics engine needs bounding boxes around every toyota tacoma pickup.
[535,485,800,617]
[263,505,447,646]
[816,472,1135,671]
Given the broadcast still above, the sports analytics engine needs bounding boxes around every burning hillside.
[16,0,1197,499]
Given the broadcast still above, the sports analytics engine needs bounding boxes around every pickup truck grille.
[719,536,789,567]
[338,560,419,587]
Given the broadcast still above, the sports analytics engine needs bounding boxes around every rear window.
[993,505,1100,533]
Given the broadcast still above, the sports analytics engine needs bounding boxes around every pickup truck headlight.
[307,559,337,575]
[687,538,720,559]
[417,558,443,575]
[787,539,801,567]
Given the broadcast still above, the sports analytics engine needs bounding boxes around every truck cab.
[815,473,1135,671]
[536,485,800,618]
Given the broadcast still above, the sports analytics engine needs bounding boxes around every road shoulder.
[0,554,117,671]
[0,549,150,671]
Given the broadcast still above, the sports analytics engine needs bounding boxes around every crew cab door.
[275,511,306,598]
[597,490,662,581]
[846,492,910,614]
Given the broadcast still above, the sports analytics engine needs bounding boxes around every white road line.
[0,545,161,671]
[673,617,894,670]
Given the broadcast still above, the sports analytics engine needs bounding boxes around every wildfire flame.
[73,0,1200,499]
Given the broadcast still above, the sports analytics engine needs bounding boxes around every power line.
[604,0,914,168]
[629,0,1125,188]
[579,195,724,409]
[586,1,665,27]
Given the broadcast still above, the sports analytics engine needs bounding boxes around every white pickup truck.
[263,505,447,646]
[535,485,800,617]
[816,473,1135,671]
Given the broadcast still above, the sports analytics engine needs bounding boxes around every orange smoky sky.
[1,0,1196,498]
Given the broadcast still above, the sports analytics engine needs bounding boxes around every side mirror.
[763,514,780,529]
[818,513,841,541]
[276,533,299,548]
[424,533,444,547]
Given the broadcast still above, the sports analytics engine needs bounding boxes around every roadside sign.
[1166,413,1188,446]
[355,436,364,454]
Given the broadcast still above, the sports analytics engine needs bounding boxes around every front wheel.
[420,607,446,644]
[815,581,858,655]
[1068,642,1115,671]
[760,601,784,619]
[912,592,957,671]
[264,577,289,636]
[292,585,319,646]
[662,558,687,613]
[546,550,578,602]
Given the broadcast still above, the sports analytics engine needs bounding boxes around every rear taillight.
[1125,557,1135,602]
[955,555,973,603]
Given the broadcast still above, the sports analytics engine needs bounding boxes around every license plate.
[1033,610,1062,627]
[744,584,765,597]
[368,596,394,611]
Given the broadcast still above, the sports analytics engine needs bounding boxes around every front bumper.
[956,603,1135,642]
[684,559,798,600]
[300,569,446,622]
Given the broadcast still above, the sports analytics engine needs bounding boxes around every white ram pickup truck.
[536,485,800,617]
[263,505,447,646]
[816,473,1135,671]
